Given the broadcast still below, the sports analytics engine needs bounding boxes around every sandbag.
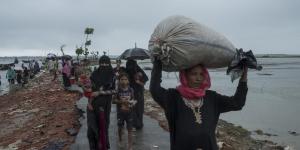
[148,15,236,71]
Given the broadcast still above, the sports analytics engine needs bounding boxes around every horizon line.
[1,53,300,57]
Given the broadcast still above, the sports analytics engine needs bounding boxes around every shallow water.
[219,67,300,148]
[0,57,43,95]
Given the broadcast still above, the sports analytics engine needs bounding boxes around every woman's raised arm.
[149,59,169,110]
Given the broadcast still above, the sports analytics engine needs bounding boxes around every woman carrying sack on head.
[150,58,248,150]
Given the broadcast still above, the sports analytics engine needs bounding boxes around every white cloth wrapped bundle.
[148,15,236,71]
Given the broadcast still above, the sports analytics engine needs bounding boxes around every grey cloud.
[0,0,299,56]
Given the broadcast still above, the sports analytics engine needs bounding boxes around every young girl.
[113,73,136,150]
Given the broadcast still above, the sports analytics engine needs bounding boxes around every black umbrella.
[61,55,73,60]
[118,46,150,60]
[47,53,56,59]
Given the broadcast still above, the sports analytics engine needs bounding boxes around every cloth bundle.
[149,15,262,81]
[148,15,236,71]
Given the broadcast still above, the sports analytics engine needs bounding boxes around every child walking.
[113,73,136,150]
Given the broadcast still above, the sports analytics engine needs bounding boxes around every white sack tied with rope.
[148,15,236,72]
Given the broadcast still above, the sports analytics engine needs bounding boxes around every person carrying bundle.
[148,16,262,150]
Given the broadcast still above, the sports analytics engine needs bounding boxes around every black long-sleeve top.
[150,60,248,150]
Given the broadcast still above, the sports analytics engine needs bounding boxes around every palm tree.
[84,28,94,59]
[84,28,94,35]
[75,46,84,61]
[90,51,100,60]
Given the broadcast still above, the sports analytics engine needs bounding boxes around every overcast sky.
[0,0,299,56]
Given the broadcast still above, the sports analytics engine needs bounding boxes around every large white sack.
[148,15,236,72]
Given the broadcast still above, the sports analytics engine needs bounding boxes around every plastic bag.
[227,49,263,82]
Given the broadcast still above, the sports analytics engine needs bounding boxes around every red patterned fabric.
[176,66,211,100]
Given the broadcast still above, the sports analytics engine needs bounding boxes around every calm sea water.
[1,57,300,148]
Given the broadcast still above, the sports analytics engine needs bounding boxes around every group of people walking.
[80,53,248,150]
[81,55,148,150]
[47,57,77,90]
[4,60,40,86]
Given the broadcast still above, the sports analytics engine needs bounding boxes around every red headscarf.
[176,65,211,100]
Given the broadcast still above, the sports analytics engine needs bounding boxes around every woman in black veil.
[87,55,116,150]
[126,59,148,130]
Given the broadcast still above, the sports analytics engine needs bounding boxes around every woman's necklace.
[182,97,204,124]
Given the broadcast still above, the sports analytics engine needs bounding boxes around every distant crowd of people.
[4,60,40,86]
[46,57,89,90]
[0,52,250,150]
[49,55,147,150]
[44,55,149,150]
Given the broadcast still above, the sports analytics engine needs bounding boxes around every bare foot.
[117,140,123,148]
[127,145,133,150]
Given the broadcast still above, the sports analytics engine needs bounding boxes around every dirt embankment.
[0,73,81,150]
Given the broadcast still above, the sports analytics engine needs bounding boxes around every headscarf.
[176,65,211,100]
[90,55,114,90]
[126,59,148,85]
[126,59,137,73]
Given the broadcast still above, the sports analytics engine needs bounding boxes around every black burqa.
[126,59,148,129]
[88,55,115,150]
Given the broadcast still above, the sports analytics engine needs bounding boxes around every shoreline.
[0,71,45,96]
[0,72,81,150]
